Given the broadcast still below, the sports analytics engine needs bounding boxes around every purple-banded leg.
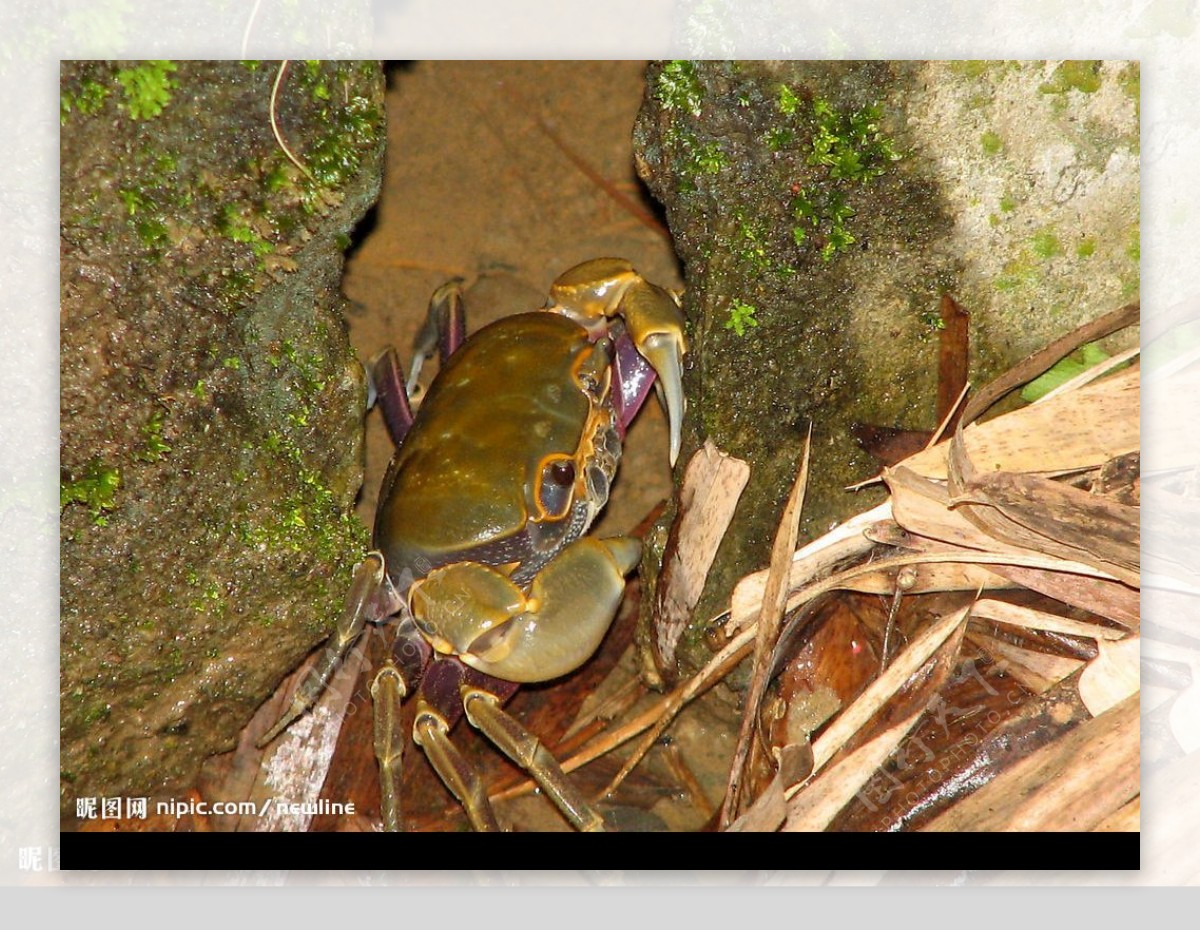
[368,347,416,448]
[407,277,467,397]
[368,278,468,448]
[410,659,506,832]
[258,552,402,746]
[547,258,687,465]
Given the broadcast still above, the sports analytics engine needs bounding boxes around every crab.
[258,258,687,831]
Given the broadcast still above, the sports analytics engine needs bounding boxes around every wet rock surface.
[59,61,384,818]
[633,60,1139,676]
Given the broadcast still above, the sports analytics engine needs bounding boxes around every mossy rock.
[633,60,1138,678]
[59,61,385,818]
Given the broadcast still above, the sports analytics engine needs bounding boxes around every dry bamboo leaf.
[986,564,1139,630]
[971,598,1127,641]
[883,471,1138,609]
[947,431,1139,586]
[1078,636,1140,716]
[966,630,1086,694]
[783,708,927,832]
[901,365,1139,480]
[922,692,1139,831]
[1093,796,1139,832]
[726,770,788,833]
[722,433,810,826]
[838,666,1093,831]
[652,440,750,677]
[886,465,1047,556]
[841,560,1016,595]
[726,503,884,635]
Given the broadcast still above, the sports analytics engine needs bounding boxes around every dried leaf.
[653,440,750,677]
[1079,636,1141,716]
[722,432,810,826]
[784,709,927,832]
[970,598,1127,642]
[984,564,1139,630]
[727,502,885,634]
[901,365,1139,480]
[922,693,1139,832]
[966,629,1085,694]
[947,430,1139,586]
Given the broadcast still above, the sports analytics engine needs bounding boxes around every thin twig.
[270,60,314,180]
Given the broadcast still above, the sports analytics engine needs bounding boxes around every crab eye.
[536,458,575,519]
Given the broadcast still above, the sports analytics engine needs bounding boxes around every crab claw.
[550,258,688,466]
[409,536,641,683]
[620,281,687,467]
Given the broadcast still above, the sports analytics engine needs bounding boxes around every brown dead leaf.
[947,424,1139,586]
[652,440,750,680]
[922,692,1139,832]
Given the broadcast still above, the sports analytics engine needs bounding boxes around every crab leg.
[407,277,467,396]
[413,698,500,832]
[368,347,416,447]
[462,686,606,831]
[258,552,397,746]
[370,662,407,832]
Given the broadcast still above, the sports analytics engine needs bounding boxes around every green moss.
[732,211,775,276]
[1020,343,1110,401]
[999,194,1017,213]
[216,204,273,258]
[116,61,178,119]
[950,61,994,79]
[800,98,900,261]
[691,140,728,174]
[1118,63,1140,116]
[61,78,111,123]
[808,99,900,182]
[980,130,1003,155]
[777,84,801,115]
[725,299,760,337]
[1076,238,1097,258]
[763,126,796,151]
[81,703,112,726]
[994,256,1039,292]
[136,410,172,463]
[285,65,383,213]
[1127,227,1140,262]
[656,60,704,116]
[1030,229,1063,259]
[61,458,122,526]
[1039,60,1103,95]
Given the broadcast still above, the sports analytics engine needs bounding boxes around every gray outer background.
[2,0,1191,895]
